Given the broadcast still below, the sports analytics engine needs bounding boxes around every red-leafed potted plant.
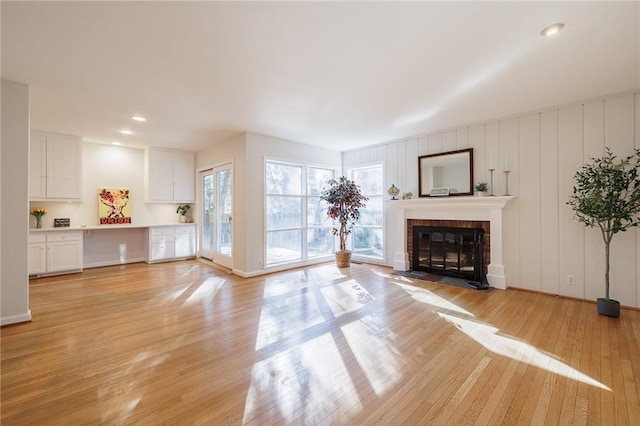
[567,147,640,318]
[320,176,368,268]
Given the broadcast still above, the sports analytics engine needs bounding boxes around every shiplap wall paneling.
[485,122,501,195]
[500,118,519,196]
[343,150,354,171]
[518,114,542,291]
[406,138,419,196]
[375,145,386,164]
[395,142,407,195]
[539,109,560,295]
[558,105,586,299]
[428,133,442,154]
[583,100,606,302]
[606,94,637,305]
[385,143,398,194]
[500,118,521,286]
[456,128,469,149]
[607,94,636,155]
[442,130,456,152]
[468,125,486,186]
[418,135,429,156]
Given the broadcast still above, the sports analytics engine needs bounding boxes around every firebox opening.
[412,225,487,287]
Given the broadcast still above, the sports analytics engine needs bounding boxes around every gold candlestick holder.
[503,170,511,196]
[488,168,496,196]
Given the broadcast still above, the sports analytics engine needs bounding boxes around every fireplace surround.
[388,196,515,289]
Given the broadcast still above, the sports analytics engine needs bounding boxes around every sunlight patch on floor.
[341,314,403,395]
[243,333,362,424]
[255,292,324,350]
[163,276,225,305]
[395,282,475,316]
[97,350,168,422]
[263,267,348,298]
[184,276,225,305]
[439,312,611,391]
[321,279,375,318]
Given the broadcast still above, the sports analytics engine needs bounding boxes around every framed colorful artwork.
[98,188,131,224]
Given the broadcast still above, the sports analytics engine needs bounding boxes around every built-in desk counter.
[29,223,197,275]
[29,222,196,232]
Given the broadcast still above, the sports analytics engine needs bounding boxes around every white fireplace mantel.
[387,196,515,290]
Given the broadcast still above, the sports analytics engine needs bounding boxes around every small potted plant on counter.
[567,147,640,318]
[474,182,488,197]
[176,204,191,223]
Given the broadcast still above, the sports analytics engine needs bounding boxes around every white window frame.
[348,162,385,263]
[264,158,338,267]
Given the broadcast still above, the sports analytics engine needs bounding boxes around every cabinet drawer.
[151,242,175,260]
[29,233,47,244]
[47,232,82,242]
[151,234,175,244]
[175,226,196,235]
[150,227,174,237]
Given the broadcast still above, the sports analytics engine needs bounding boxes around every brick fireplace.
[387,196,515,289]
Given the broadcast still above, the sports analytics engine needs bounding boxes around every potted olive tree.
[320,176,368,268]
[567,147,640,317]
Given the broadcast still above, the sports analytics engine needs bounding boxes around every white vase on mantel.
[180,215,187,223]
[475,191,487,197]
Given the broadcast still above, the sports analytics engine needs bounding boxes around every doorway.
[200,164,233,268]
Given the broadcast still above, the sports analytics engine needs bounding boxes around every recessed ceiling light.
[541,22,564,36]
[111,141,122,146]
[120,129,133,135]
[131,115,146,122]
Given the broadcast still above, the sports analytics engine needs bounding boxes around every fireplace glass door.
[413,226,484,280]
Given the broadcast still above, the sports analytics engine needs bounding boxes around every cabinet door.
[29,133,47,199]
[28,243,46,275]
[47,240,83,273]
[151,242,175,261]
[175,233,196,258]
[147,149,174,202]
[173,151,195,203]
[46,135,82,200]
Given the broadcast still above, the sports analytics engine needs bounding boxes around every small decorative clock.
[387,184,400,200]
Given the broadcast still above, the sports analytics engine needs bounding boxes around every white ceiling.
[2,1,639,152]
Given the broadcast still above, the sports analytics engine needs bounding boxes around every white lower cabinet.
[147,225,196,263]
[29,231,83,276]
[175,226,196,258]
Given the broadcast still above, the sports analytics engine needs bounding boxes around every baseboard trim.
[83,258,146,269]
[1,310,32,326]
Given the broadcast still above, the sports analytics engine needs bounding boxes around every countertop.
[29,223,196,232]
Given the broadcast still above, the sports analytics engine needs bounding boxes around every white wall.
[196,132,342,276]
[29,142,182,228]
[344,90,640,308]
[1,80,31,325]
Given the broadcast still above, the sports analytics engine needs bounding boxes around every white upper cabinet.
[145,148,195,203]
[29,133,47,198]
[30,131,82,201]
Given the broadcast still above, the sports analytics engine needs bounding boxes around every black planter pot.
[597,298,620,318]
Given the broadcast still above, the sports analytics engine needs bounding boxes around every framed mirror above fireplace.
[418,148,473,197]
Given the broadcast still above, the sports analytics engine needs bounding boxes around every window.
[349,164,384,260]
[265,160,336,266]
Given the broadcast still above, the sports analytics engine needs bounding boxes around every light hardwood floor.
[2,260,639,425]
